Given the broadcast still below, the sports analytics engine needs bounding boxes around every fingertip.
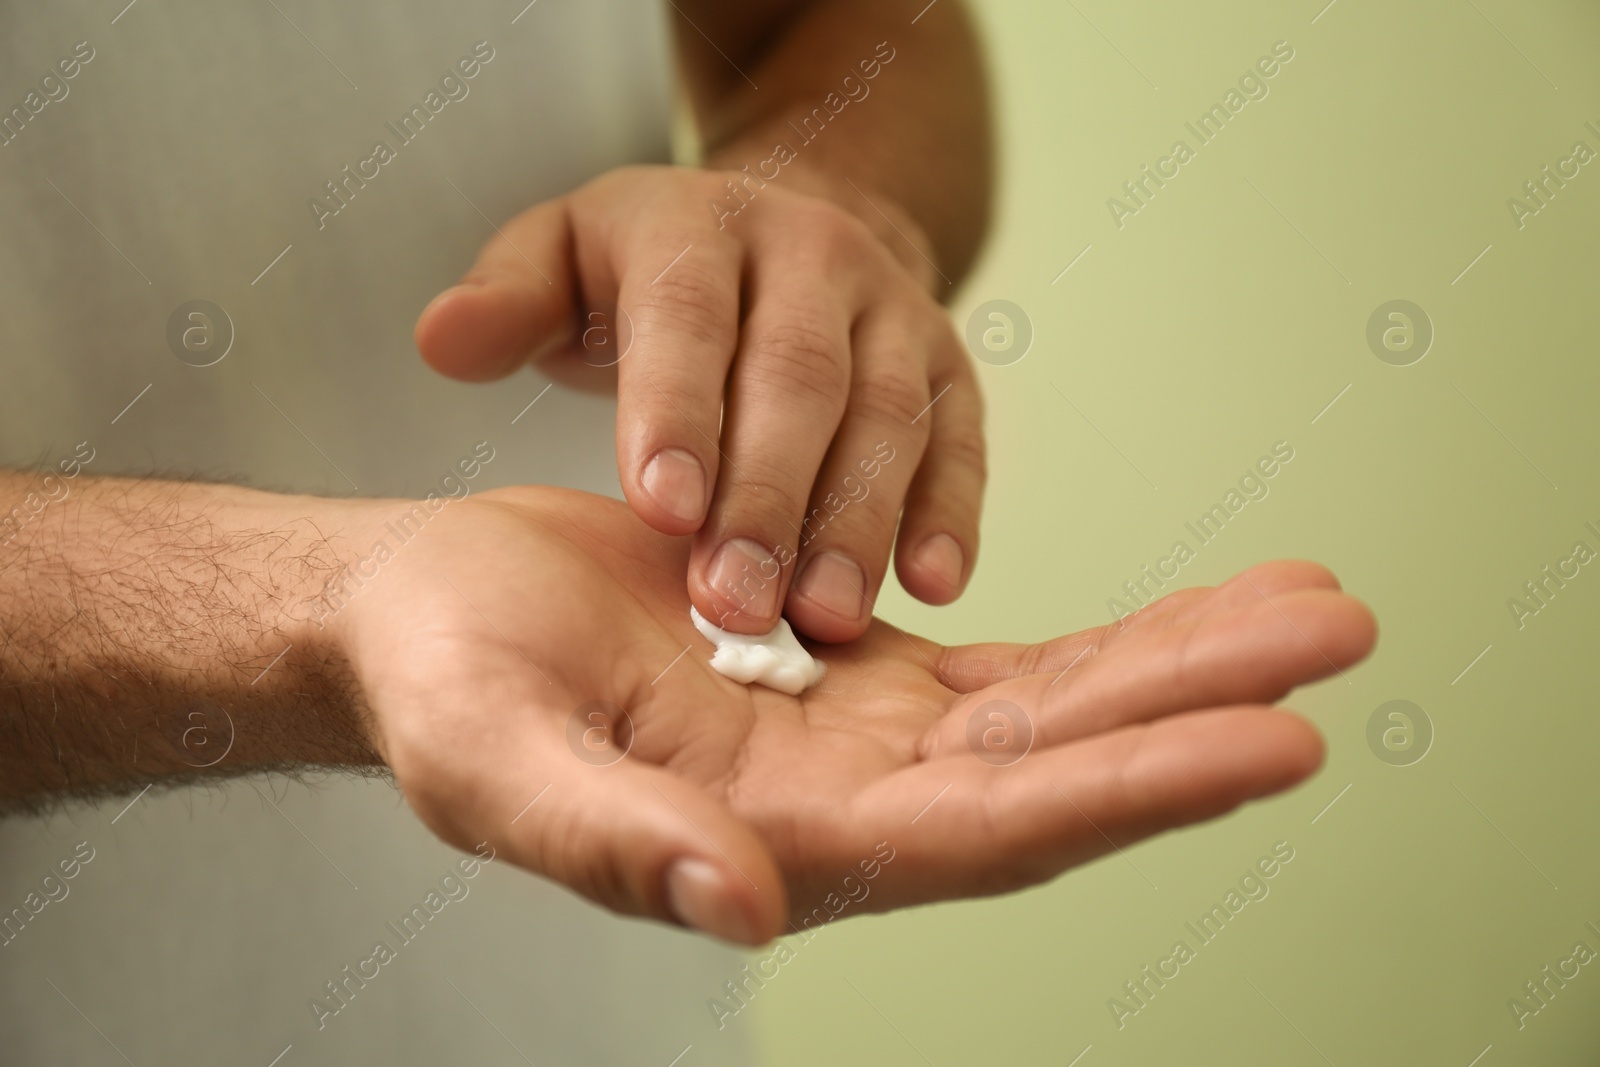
[898,532,968,606]
[689,592,779,637]
[416,280,548,383]
[666,857,780,946]
[1261,710,1326,793]
[419,280,481,323]
[1268,588,1380,672]
[694,538,785,635]
[552,763,786,944]
[1212,708,1325,797]
[1339,596,1379,664]
[1235,559,1344,595]
[631,447,709,535]
[414,284,462,366]
[787,607,870,645]
[787,551,871,643]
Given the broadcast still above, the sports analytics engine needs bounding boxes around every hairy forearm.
[0,470,380,811]
[677,0,994,289]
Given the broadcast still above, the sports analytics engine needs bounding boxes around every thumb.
[415,197,579,382]
[402,708,787,946]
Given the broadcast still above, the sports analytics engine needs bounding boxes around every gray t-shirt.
[0,3,755,1064]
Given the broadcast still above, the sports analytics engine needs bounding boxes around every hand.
[413,165,983,643]
[334,486,1376,944]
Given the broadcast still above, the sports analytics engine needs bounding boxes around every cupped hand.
[335,486,1376,945]
[413,165,982,643]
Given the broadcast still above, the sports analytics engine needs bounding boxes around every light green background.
[746,1,1600,1063]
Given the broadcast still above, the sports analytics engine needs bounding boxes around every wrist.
[235,487,391,768]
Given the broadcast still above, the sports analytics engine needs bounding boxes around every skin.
[0,473,1377,944]
[416,0,993,643]
[1,0,1382,946]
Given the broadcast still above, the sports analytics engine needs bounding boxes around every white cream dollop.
[689,606,826,696]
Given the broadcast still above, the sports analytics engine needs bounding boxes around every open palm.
[338,486,1375,944]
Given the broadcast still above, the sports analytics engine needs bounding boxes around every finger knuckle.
[636,269,736,350]
[747,321,850,403]
[727,463,813,523]
[854,368,932,428]
[943,428,988,482]
[802,206,876,267]
[639,374,707,422]
[541,807,640,914]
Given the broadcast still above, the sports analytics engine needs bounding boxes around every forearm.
[678,0,994,289]
[0,470,380,811]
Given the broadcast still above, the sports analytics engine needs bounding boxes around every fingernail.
[915,533,965,592]
[708,538,781,622]
[794,552,866,622]
[666,858,759,944]
[641,448,707,524]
